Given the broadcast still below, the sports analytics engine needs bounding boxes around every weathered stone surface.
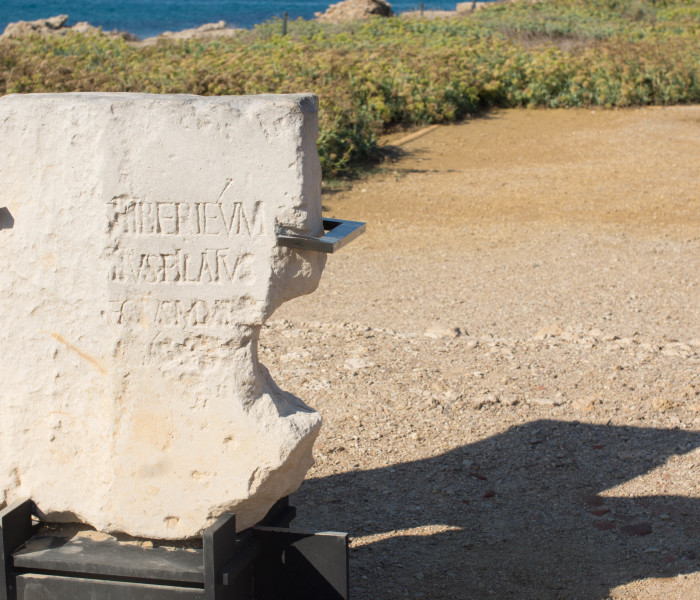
[0,93,326,539]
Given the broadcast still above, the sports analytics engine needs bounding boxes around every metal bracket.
[1,499,37,600]
[250,526,348,600]
[277,218,366,254]
[1,498,349,600]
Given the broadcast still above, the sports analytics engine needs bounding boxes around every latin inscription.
[110,200,265,237]
[113,299,247,328]
[107,193,269,328]
[109,249,252,285]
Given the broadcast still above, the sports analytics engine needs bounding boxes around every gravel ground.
[263,107,699,599]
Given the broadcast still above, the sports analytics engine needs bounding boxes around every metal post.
[420,2,424,17]
[0,500,36,600]
[282,11,288,36]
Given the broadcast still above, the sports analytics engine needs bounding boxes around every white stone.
[343,357,374,371]
[0,93,327,539]
[533,324,564,340]
[423,326,460,339]
[529,398,563,407]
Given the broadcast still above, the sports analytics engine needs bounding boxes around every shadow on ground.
[294,421,699,599]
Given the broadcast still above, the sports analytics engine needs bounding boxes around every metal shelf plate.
[277,218,366,254]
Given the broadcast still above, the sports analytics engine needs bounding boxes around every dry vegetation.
[1,0,698,176]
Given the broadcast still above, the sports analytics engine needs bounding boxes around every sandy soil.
[262,107,699,599]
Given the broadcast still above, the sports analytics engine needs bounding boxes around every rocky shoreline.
[0,1,503,42]
[0,13,242,43]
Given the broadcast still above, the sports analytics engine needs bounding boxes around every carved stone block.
[0,93,325,539]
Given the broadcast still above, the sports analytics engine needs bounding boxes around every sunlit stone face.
[0,93,325,539]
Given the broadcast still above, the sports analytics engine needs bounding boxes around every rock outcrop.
[1,14,70,38]
[0,14,134,41]
[316,0,393,23]
[0,93,326,539]
[0,14,241,43]
[152,20,243,42]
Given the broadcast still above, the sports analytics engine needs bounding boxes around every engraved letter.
[110,200,136,234]
[176,203,195,235]
[163,251,181,282]
[155,300,176,327]
[239,202,265,236]
[204,203,221,234]
[157,203,178,234]
[217,250,240,283]
[139,202,158,234]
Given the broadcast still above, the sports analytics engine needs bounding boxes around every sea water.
[0,0,483,38]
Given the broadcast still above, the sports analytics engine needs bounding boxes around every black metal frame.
[0,498,348,600]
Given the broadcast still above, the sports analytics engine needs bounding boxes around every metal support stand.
[0,498,348,600]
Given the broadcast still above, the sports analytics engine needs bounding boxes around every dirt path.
[263,107,699,599]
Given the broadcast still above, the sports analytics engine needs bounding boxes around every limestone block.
[0,93,326,539]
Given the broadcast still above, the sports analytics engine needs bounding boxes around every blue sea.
[0,1,479,38]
